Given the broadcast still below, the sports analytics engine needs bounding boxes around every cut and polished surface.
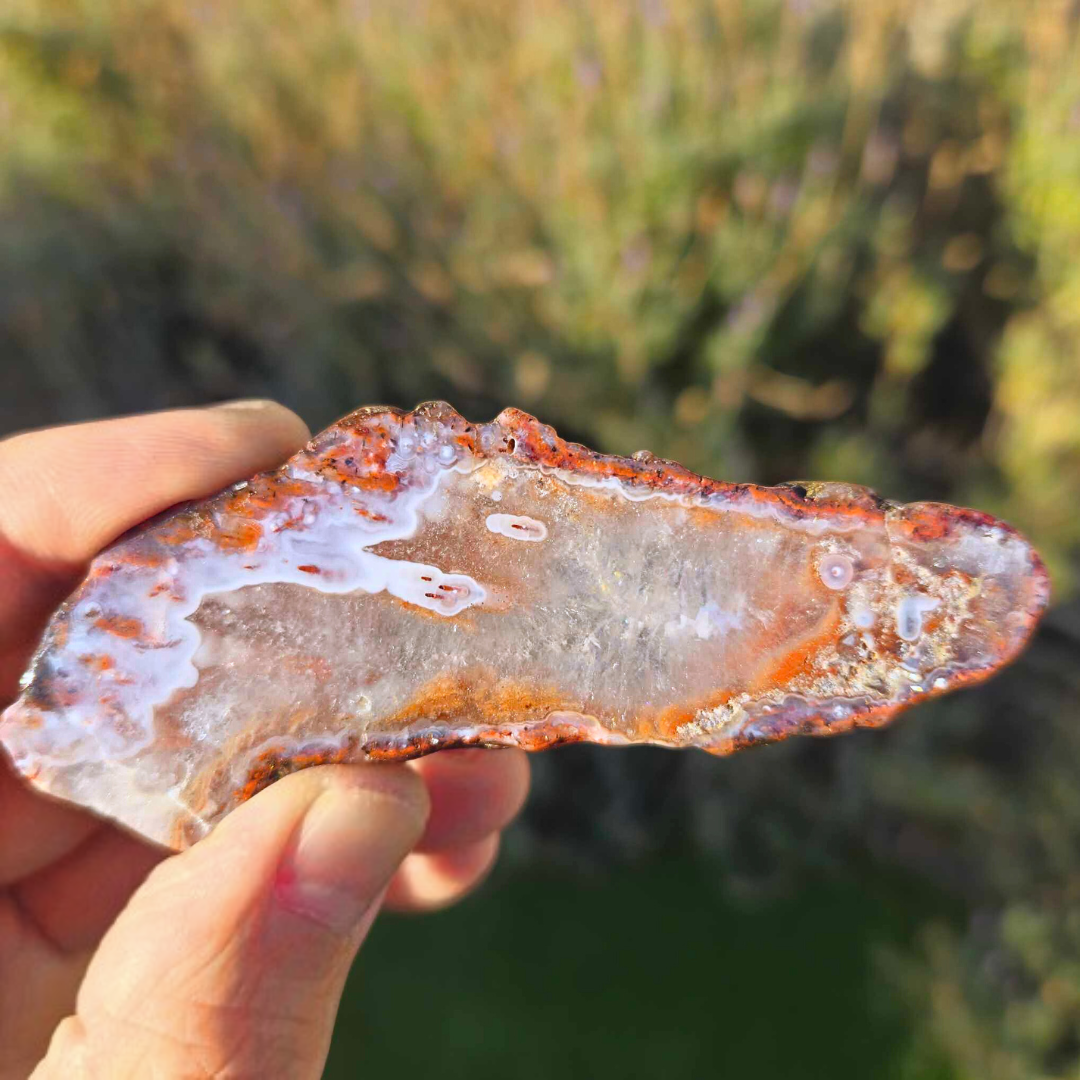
[0,402,1050,847]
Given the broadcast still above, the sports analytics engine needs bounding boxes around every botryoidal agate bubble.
[0,402,1050,847]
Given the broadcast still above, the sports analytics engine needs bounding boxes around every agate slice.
[0,403,1050,847]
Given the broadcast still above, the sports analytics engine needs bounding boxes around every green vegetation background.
[3,1,1080,1075]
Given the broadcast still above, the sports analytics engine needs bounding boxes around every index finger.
[0,401,310,883]
[0,400,310,571]
[0,400,310,696]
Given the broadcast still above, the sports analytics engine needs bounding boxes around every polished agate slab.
[0,403,1049,847]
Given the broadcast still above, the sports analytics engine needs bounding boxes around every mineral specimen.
[0,402,1050,848]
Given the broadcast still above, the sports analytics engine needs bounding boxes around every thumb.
[33,764,429,1080]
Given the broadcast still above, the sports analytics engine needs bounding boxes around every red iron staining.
[93,615,145,640]
[234,739,357,804]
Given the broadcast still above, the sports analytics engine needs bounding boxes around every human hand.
[0,401,530,1079]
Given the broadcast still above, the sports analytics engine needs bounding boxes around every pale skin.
[0,401,531,1079]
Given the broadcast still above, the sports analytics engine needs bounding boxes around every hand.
[0,401,530,1079]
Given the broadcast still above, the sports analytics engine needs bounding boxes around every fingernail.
[208,398,278,412]
[275,772,427,934]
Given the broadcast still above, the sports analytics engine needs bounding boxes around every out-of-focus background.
[3,1,1080,1075]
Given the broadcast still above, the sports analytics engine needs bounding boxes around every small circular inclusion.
[819,553,855,590]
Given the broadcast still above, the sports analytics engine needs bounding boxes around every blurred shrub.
[2,0,1080,1074]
